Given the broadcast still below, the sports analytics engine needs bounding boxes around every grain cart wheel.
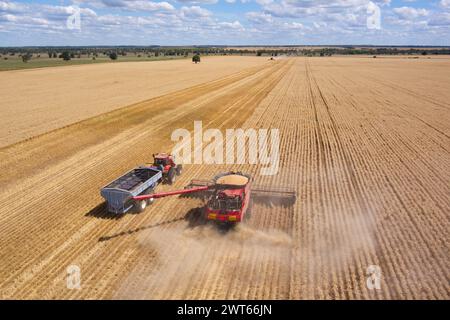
[135,199,147,213]
[168,168,176,185]
[176,165,183,176]
[147,196,155,206]
[144,188,155,206]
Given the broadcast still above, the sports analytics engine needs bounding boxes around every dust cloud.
[114,222,294,299]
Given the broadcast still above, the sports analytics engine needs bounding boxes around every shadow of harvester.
[98,207,206,242]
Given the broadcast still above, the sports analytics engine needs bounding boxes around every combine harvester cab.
[188,172,296,224]
[101,166,162,214]
[205,172,252,224]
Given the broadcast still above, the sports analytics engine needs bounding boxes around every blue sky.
[0,0,449,46]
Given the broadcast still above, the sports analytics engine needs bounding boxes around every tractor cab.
[153,153,175,172]
[153,157,168,166]
[151,153,182,184]
[153,153,172,166]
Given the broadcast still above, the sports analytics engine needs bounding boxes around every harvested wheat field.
[0,56,267,148]
[0,56,449,300]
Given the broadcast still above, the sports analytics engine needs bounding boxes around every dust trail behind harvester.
[114,222,294,299]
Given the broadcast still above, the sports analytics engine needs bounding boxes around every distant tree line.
[255,47,450,57]
[1,46,449,63]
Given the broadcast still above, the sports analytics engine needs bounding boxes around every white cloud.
[176,0,218,4]
[0,0,449,46]
[393,6,429,20]
[77,0,174,11]
[43,5,97,18]
[440,0,450,8]
[246,11,273,24]
[255,0,273,5]
[429,12,450,26]
[0,12,49,26]
[122,1,174,11]
[180,6,212,18]
[282,21,305,30]
[313,21,327,29]
[0,0,27,13]
[218,20,244,30]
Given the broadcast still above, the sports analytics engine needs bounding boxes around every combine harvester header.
[132,172,297,225]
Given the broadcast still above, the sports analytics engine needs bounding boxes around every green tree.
[22,53,32,63]
[192,54,201,63]
[61,51,71,61]
[109,52,118,60]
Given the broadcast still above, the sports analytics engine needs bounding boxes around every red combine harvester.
[133,172,296,225]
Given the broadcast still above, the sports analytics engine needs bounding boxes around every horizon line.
[1,45,450,49]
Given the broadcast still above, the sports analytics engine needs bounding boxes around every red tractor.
[133,172,296,225]
[151,153,182,185]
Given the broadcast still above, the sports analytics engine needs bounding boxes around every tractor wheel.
[168,168,176,185]
[176,165,183,176]
[135,200,147,213]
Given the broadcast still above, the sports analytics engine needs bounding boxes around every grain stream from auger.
[0,57,449,299]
